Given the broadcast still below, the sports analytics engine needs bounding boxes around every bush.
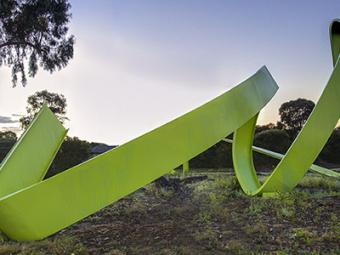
[0,131,17,163]
[46,136,91,177]
[253,129,291,168]
[190,141,233,169]
[319,128,340,164]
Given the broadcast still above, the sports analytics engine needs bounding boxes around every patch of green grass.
[243,222,268,236]
[297,175,340,193]
[124,199,148,217]
[103,249,126,255]
[247,198,266,215]
[1,172,338,254]
[291,228,316,245]
[192,226,219,250]
[195,211,212,225]
[223,239,248,254]
[0,236,88,255]
[146,184,175,199]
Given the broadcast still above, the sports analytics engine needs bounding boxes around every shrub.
[254,129,291,168]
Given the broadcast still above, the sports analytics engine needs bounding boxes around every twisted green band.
[0,20,338,240]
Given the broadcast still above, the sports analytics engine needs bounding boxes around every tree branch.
[0,41,47,54]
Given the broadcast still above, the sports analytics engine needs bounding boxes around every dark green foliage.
[46,136,91,178]
[320,128,340,164]
[190,141,233,169]
[0,0,74,86]
[254,129,291,154]
[0,130,17,140]
[190,128,292,170]
[255,123,276,133]
[253,129,291,168]
[278,98,315,139]
[0,131,17,162]
[20,90,67,129]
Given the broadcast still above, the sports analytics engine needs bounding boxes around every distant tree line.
[190,98,340,170]
[1,1,337,175]
[0,130,17,161]
[0,93,339,176]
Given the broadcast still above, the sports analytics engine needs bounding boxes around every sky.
[0,0,339,145]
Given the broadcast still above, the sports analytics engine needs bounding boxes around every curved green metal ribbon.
[231,19,340,195]
[0,67,278,240]
[223,138,340,178]
[0,20,338,241]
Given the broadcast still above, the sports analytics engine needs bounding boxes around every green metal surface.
[231,19,340,195]
[223,138,340,178]
[0,105,68,198]
[182,161,190,176]
[0,66,278,240]
[0,20,338,241]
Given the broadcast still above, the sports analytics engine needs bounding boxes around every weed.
[243,222,267,236]
[291,228,316,245]
[192,227,218,250]
[297,175,340,193]
[224,239,247,254]
[0,236,88,255]
[247,198,266,215]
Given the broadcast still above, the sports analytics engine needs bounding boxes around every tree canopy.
[20,90,67,129]
[278,98,315,139]
[0,130,17,162]
[46,136,91,178]
[0,130,17,140]
[0,0,74,86]
[254,129,291,154]
[320,128,340,164]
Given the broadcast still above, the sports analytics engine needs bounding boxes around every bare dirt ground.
[0,172,339,255]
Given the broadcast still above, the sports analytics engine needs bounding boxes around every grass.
[0,236,88,255]
[0,171,338,254]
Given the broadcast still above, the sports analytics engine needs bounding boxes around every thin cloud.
[0,116,18,124]
[11,114,23,117]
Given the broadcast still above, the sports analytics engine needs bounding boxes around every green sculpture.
[0,20,339,241]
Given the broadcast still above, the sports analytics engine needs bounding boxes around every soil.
[54,174,340,255]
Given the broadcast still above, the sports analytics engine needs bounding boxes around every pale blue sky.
[0,0,339,144]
